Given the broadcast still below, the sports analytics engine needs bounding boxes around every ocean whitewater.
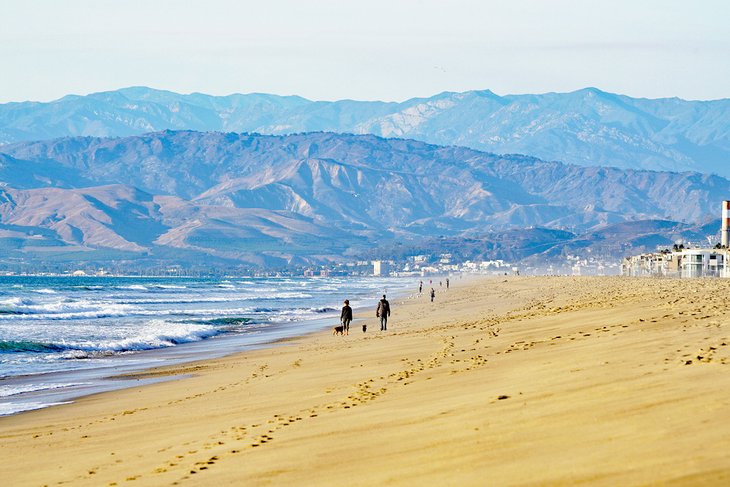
[0,275,410,416]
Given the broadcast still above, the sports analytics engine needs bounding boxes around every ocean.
[0,275,411,416]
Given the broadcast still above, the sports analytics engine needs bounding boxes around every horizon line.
[2,85,728,106]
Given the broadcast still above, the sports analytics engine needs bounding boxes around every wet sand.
[2,276,730,486]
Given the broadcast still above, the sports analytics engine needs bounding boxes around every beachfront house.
[622,248,730,278]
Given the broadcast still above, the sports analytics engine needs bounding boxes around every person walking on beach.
[446,278,449,290]
[430,288,436,302]
[419,281,423,294]
[340,299,352,335]
[376,294,391,331]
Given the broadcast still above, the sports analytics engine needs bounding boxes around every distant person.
[376,294,391,331]
[446,278,449,289]
[430,288,436,302]
[439,280,442,287]
[340,299,352,335]
[419,281,423,293]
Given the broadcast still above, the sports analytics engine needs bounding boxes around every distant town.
[0,251,622,279]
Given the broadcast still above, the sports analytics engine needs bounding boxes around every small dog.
[333,325,344,335]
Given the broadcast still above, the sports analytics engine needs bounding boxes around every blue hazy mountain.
[0,131,727,266]
[1,87,728,176]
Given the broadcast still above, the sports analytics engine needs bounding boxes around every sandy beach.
[2,275,730,486]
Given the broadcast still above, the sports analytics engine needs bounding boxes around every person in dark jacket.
[430,288,436,302]
[340,299,352,335]
[376,294,390,331]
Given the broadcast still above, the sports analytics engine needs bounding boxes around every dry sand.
[2,276,730,486]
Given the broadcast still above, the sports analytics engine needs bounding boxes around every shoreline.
[3,275,730,485]
[0,277,418,416]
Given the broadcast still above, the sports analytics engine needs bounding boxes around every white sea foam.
[260,292,312,299]
[0,299,137,320]
[117,292,313,305]
[118,296,235,305]
[236,286,279,292]
[0,296,32,307]
[50,320,221,353]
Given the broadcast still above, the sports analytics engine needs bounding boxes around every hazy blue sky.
[1,0,728,102]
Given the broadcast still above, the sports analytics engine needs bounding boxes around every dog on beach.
[333,325,345,335]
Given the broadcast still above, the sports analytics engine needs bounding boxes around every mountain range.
[0,130,727,268]
[1,87,728,176]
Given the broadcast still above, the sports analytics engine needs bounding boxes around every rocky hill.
[0,131,727,267]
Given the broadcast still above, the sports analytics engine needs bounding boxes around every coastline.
[0,275,414,416]
[3,275,730,485]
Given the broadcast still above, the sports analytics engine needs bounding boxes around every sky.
[1,0,728,103]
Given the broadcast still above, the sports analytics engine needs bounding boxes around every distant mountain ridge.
[1,87,728,176]
[0,130,727,266]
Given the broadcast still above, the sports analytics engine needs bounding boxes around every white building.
[372,260,390,276]
[678,249,729,278]
[622,248,730,278]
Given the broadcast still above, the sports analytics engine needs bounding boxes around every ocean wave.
[90,321,221,351]
[0,381,91,398]
[117,296,235,305]
[0,300,137,320]
[235,286,279,293]
[0,340,68,353]
[33,288,57,294]
[2,306,256,320]
[258,292,312,300]
[198,317,252,328]
[0,321,221,355]
[313,307,337,313]
[119,284,148,291]
[241,306,335,319]
[202,316,251,325]
[156,307,258,318]
[116,292,313,305]
[0,297,33,308]
[316,286,340,291]
[0,309,25,316]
